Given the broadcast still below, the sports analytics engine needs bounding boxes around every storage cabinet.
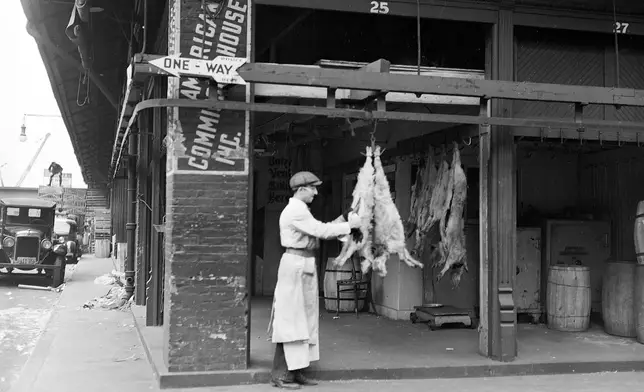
[544,220,611,313]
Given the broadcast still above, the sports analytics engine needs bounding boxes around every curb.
[131,308,644,389]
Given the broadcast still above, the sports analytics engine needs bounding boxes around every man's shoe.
[294,372,318,386]
[270,378,302,390]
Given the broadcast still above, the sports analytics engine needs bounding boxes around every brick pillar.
[164,0,252,372]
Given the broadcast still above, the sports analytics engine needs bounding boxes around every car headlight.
[2,237,15,248]
[41,240,53,250]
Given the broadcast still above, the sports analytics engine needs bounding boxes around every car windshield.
[4,206,53,226]
[54,220,71,235]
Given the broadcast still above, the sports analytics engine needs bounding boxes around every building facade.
[22,0,644,386]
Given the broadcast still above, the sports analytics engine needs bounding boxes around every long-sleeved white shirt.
[279,198,351,250]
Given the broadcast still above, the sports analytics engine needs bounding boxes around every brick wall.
[164,175,248,372]
[163,0,251,372]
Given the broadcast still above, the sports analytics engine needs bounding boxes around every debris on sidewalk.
[83,286,133,311]
[18,284,65,293]
[113,353,140,362]
[94,270,125,286]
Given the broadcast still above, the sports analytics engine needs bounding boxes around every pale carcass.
[436,143,468,286]
[372,146,423,276]
[333,146,375,273]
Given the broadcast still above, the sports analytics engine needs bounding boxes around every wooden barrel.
[635,201,644,264]
[602,260,636,337]
[546,265,591,332]
[94,239,111,258]
[635,265,644,344]
[323,257,366,313]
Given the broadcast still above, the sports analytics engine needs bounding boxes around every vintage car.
[0,198,67,287]
[54,217,82,263]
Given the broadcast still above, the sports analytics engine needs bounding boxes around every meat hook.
[462,137,472,146]
[370,119,379,149]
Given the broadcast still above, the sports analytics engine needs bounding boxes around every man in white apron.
[268,171,360,389]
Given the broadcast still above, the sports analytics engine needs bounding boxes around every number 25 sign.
[370,1,390,14]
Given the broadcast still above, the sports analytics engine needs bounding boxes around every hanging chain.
[416,0,421,76]
[76,69,90,107]
[612,0,620,88]
[370,119,379,148]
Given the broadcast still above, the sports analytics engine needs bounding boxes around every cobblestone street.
[0,265,75,392]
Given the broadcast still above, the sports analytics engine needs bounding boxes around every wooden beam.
[349,59,391,102]
[255,0,644,36]
[136,54,483,106]
[514,6,644,36]
[238,63,644,107]
[255,0,499,23]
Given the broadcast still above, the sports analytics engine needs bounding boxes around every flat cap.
[289,171,322,190]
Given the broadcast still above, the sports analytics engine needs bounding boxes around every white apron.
[268,253,320,370]
[268,197,351,371]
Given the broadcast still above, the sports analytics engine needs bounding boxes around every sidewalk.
[11,256,644,392]
[10,256,158,392]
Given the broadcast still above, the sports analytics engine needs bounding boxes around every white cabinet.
[515,227,542,320]
[544,220,611,313]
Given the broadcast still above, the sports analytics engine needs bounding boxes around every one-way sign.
[149,55,247,85]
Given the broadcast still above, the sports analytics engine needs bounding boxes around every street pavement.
[0,264,76,392]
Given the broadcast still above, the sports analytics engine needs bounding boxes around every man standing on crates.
[268,171,361,389]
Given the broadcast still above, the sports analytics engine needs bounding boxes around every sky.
[0,2,87,189]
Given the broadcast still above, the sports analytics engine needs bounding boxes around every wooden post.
[487,7,518,361]
[478,99,490,355]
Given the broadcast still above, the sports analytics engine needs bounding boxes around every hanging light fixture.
[19,123,27,142]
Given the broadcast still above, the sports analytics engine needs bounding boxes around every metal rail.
[111,97,644,179]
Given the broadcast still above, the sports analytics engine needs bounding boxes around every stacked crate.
[85,186,111,255]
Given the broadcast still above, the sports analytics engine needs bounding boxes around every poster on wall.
[37,186,87,216]
[267,156,292,208]
[167,0,250,176]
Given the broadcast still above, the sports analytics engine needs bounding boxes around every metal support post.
[125,126,138,298]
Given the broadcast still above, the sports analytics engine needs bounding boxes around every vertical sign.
[267,157,292,206]
[167,0,250,176]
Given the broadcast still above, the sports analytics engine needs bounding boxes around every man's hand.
[347,212,361,229]
[331,215,347,224]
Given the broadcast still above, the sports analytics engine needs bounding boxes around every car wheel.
[51,256,66,287]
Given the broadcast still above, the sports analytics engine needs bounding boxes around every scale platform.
[410,304,476,331]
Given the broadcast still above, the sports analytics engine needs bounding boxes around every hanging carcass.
[408,148,438,256]
[333,146,376,273]
[372,146,423,276]
[435,143,468,286]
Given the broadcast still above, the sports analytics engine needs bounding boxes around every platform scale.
[410,304,477,331]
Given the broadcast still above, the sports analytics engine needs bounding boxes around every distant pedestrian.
[48,162,63,186]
